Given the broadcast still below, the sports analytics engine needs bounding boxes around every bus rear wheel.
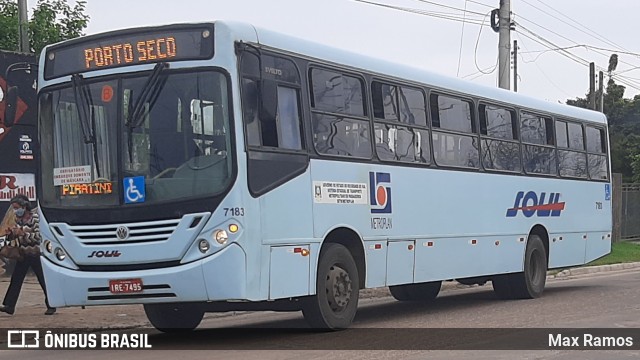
[302,243,359,330]
[144,303,204,332]
[492,234,547,299]
[389,281,442,301]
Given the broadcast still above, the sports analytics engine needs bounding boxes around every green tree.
[567,68,640,182]
[0,0,89,54]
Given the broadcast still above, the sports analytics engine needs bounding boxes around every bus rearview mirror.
[3,86,19,127]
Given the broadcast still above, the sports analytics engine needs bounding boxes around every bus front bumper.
[41,243,247,307]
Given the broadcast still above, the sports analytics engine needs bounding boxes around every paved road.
[3,267,640,359]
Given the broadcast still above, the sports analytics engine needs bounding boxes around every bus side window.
[520,111,556,175]
[276,86,302,150]
[310,68,370,158]
[586,126,608,180]
[430,93,478,168]
[242,78,262,147]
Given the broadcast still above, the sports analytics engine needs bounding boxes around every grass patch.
[587,241,640,266]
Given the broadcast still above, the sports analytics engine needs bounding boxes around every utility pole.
[598,71,604,112]
[513,39,518,92]
[18,0,29,53]
[589,62,596,110]
[498,0,511,90]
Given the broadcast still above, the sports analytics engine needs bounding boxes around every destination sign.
[44,24,214,79]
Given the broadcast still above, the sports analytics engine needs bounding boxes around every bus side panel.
[584,232,612,263]
[548,232,587,268]
[269,245,310,299]
[364,240,387,288]
[258,171,314,245]
[310,162,374,239]
[257,171,315,298]
[386,240,415,286]
[414,235,525,282]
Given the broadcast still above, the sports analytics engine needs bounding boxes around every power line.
[516,1,640,84]
[529,0,630,53]
[515,14,640,71]
[473,10,497,76]
[516,24,590,66]
[411,0,487,16]
[520,44,640,58]
[515,26,640,91]
[466,0,493,9]
[353,0,488,25]
[353,0,640,93]
[514,33,573,98]
[516,23,640,91]
[456,0,469,77]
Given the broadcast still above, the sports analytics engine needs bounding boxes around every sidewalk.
[1,261,639,330]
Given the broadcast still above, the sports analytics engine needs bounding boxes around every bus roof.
[220,21,607,126]
[41,20,606,126]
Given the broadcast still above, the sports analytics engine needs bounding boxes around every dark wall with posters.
[0,51,38,218]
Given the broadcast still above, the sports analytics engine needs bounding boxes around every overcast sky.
[27,0,640,104]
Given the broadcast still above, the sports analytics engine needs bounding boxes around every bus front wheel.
[302,243,360,330]
[143,303,204,332]
[492,234,547,299]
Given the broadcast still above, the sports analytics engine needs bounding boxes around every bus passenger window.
[276,86,302,150]
[520,111,556,176]
[586,126,608,180]
[242,78,261,147]
[399,87,426,126]
[479,104,521,172]
[431,94,474,133]
[431,93,478,168]
[556,119,586,178]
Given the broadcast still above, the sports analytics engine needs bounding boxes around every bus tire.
[492,234,547,299]
[389,281,441,301]
[389,285,411,301]
[143,303,204,332]
[302,243,359,330]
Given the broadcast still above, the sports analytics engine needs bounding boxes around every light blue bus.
[7,21,611,330]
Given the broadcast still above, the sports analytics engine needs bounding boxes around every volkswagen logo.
[116,226,129,240]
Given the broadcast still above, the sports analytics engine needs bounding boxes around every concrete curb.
[549,261,640,278]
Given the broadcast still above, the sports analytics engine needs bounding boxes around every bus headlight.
[213,229,228,245]
[44,240,53,253]
[198,239,210,253]
[55,247,66,261]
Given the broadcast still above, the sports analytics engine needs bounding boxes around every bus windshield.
[39,69,232,208]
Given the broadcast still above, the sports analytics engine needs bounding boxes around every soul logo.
[506,191,565,217]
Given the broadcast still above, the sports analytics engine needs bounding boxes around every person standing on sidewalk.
[0,194,56,315]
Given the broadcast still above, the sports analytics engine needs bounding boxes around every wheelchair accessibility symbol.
[123,176,146,204]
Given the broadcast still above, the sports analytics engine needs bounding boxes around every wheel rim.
[325,264,352,313]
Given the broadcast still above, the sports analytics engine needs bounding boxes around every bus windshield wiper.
[71,74,101,178]
[126,62,169,163]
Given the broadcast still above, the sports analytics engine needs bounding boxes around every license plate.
[109,278,143,294]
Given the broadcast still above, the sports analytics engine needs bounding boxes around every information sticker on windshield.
[53,165,92,186]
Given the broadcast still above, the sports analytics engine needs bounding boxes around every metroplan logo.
[369,172,392,214]
[506,191,565,217]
